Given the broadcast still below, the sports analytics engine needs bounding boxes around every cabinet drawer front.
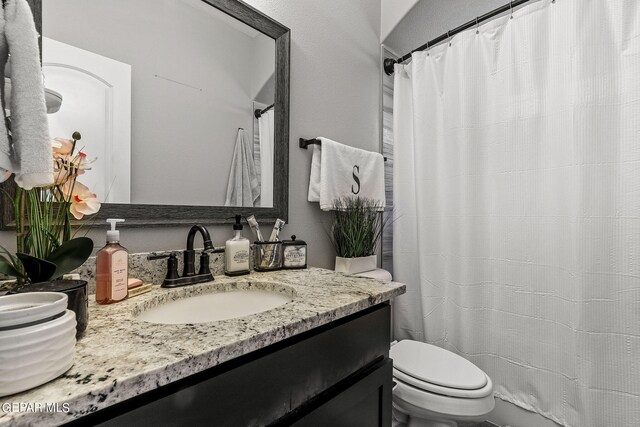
[292,359,393,427]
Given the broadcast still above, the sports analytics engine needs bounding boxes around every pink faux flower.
[52,138,74,157]
[53,149,93,185]
[63,181,101,220]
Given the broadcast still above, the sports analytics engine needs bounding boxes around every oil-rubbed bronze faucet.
[184,224,215,277]
[148,225,223,288]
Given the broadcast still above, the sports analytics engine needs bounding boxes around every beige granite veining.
[0,267,405,426]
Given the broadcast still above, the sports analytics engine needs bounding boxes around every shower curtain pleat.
[258,109,274,207]
[392,1,640,426]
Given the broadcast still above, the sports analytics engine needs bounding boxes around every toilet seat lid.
[391,340,487,390]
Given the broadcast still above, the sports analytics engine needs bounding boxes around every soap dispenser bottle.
[225,215,250,276]
[96,219,129,304]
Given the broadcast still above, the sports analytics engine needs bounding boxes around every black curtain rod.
[254,103,274,119]
[384,0,531,75]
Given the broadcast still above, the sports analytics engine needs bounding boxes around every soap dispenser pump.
[96,219,129,304]
[225,215,250,276]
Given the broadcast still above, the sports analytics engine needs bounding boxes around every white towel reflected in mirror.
[224,128,260,207]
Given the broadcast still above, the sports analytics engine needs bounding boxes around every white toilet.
[390,340,495,427]
[354,269,494,426]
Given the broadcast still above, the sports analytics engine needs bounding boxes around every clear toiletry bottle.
[96,219,129,304]
[225,215,250,276]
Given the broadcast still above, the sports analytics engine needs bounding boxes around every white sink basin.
[136,289,293,324]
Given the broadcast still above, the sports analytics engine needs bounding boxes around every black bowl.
[12,280,88,338]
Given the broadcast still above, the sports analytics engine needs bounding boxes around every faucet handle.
[165,253,180,280]
[148,252,180,281]
[198,252,212,276]
[147,252,174,260]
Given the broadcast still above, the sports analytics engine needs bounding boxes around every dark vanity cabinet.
[69,303,393,427]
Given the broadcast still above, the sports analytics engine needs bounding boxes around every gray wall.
[252,34,277,104]
[0,0,381,269]
[380,0,419,41]
[240,0,382,268]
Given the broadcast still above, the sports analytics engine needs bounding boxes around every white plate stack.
[0,292,76,397]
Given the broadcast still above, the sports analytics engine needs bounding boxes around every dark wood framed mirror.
[1,0,289,229]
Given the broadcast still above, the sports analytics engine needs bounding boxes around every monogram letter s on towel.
[351,165,360,195]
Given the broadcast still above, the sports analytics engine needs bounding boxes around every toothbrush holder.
[253,241,283,271]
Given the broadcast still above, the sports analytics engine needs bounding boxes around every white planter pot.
[334,255,377,275]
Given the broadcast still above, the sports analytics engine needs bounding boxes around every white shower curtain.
[258,109,274,207]
[392,1,640,426]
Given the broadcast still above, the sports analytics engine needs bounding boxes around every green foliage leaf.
[0,244,26,279]
[330,197,389,258]
[47,237,93,279]
[16,253,57,283]
[0,253,24,278]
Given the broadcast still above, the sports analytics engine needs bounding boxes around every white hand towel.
[224,129,260,207]
[307,137,385,211]
[0,0,53,189]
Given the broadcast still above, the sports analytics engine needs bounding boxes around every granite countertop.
[0,267,405,426]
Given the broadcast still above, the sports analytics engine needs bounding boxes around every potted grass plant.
[330,196,387,275]
[0,132,99,336]
[0,132,100,286]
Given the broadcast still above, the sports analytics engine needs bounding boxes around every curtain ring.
[475,17,480,34]
[426,40,430,56]
[510,1,514,19]
[447,30,452,47]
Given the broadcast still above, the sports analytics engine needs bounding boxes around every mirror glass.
[42,0,276,208]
